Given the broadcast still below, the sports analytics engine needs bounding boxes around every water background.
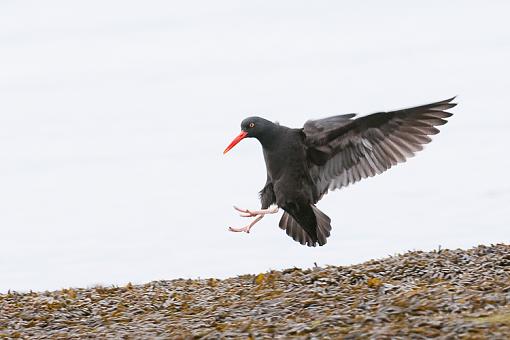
[1,1,509,292]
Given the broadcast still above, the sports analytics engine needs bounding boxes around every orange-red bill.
[223,130,248,154]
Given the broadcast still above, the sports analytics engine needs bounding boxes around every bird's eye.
[249,122,255,128]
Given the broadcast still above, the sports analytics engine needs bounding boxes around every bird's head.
[223,117,275,154]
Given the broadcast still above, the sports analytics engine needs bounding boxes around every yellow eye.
[249,122,255,128]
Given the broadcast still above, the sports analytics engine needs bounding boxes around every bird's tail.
[279,205,331,247]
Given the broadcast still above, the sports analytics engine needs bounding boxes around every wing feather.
[304,97,456,199]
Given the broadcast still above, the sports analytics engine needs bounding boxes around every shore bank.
[1,244,509,338]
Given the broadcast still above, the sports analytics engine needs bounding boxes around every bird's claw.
[228,213,265,234]
[233,206,257,217]
[228,226,251,233]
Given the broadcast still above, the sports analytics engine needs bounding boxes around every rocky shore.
[1,244,510,339]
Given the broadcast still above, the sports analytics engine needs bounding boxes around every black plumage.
[224,97,456,247]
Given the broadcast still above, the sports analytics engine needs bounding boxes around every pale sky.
[1,1,509,292]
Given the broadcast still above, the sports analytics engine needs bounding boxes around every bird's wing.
[303,97,456,198]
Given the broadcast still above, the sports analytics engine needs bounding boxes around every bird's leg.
[228,214,264,233]
[233,205,279,218]
[228,205,279,233]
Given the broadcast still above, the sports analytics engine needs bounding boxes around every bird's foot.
[228,214,264,233]
[228,225,251,233]
[233,205,279,217]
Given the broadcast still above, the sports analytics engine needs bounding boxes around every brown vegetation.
[1,244,509,338]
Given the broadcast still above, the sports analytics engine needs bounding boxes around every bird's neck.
[257,125,283,151]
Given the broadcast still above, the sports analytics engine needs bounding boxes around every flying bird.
[223,97,456,247]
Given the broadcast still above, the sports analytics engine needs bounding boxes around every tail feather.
[279,205,331,247]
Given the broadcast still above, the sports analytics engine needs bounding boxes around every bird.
[223,97,456,247]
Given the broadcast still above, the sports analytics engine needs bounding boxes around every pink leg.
[233,205,279,217]
[228,214,264,233]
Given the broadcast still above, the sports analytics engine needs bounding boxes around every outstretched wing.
[303,97,456,199]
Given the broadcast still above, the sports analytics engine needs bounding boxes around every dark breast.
[263,129,315,205]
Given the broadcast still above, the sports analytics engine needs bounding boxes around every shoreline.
[1,243,509,338]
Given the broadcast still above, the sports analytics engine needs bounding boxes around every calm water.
[0,1,509,292]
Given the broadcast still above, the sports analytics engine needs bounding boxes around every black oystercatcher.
[223,97,456,247]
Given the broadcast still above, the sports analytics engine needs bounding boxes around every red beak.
[223,131,248,154]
